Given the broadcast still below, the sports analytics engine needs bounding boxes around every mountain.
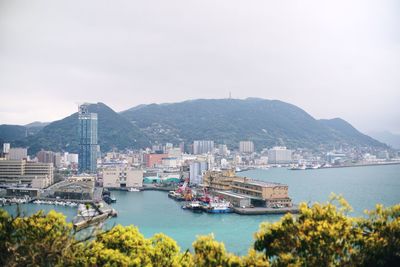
[0,98,386,154]
[318,118,384,148]
[0,125,27,144]
[24,121,50,128]
[121,98,386,150]
[20,103,149,154]
[368,131,400,149]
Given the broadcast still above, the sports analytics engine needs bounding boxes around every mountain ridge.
[0,98,387,154]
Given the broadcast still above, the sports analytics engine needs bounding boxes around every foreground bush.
[0,196,399,266]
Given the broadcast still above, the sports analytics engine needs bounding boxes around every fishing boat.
[182,201,203,212]
[204,200,232,214]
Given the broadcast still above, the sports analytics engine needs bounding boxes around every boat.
[77,204,98,217]
[182,201,203,212]
[204,200,232,214]
[128,187,140,192]
[289,165,306,170]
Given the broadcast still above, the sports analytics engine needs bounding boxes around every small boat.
[182,201,203,212]
[128,187,140,192]
[77,204,98,217]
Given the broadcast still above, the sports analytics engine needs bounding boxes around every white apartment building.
[239,141,255,153]
[193,140,214,155]
[267,146,292,164]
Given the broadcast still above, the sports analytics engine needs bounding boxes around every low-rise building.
[203,169,244,191]
[0,159,53,188]
[231,178,292,207]
[103,166,143,188]
[51,175,95,200]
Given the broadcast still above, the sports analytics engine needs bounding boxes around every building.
[78,104,98,173]
[239,141,254,153]
[3,143,10,154]
[51,175,95,200]
[6,187,41,198]
[162,157,179,168]
[37,150,61,167]
[8,148,28,160]
[0,159,54,188]
[189,161,208,185]
[193,140,214,155]
[217,144,229,156]
[103,166,143,188]
[203,169,244,191]
[267,146,292,164]
[231,178,292,207]
[143,153,168,168]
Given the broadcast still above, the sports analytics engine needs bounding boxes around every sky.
[0,0,399,134]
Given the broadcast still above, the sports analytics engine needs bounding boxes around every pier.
[232,205,299,215]
[73,201,117,231]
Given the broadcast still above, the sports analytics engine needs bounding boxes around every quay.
[73,201,117,231]
[232,205,299,215]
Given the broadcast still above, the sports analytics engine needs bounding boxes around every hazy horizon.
[1,0,399,134]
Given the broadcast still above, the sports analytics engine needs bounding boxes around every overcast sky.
[0,0,399,134]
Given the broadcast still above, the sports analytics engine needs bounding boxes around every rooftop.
[235,178,287,188]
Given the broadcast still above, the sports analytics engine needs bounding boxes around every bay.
[3,164,400,254]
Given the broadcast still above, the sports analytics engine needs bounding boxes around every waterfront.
[3,164,400,254]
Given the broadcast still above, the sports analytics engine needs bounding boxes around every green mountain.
[0,125,27,144]
[0,99,386,154]
[121,98,386,150]
[13,103,149,154]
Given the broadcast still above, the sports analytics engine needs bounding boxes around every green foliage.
[254,195,400,266]
[1,196,399,266]
[0,209,86,267]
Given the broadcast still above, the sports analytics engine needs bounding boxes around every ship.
[182,201,203,212]
[204,200,233,214]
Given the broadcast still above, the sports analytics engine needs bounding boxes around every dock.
[73,201,117,231]
[232,205,299,215]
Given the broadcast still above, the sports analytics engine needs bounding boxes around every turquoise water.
[3,164,400,254]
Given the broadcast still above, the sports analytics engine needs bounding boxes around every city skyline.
[1,0,399,134]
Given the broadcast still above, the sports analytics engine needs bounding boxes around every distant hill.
[13,103,149,154]
[368,131,400,149]
[318,118,383,148]
[0,98,387,154]
[121,98,386,150]
[0,125,27,144]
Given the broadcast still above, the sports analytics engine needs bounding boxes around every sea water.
[3,164,400,254]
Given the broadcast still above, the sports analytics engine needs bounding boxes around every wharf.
[141,185,175,192]
[73,201,117,231]
[233,205,299,215]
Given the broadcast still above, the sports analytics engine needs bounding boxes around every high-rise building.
[78,104,98,173]
[239,141,255,153]
[267,146,292,164]
[193,140,214,155]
